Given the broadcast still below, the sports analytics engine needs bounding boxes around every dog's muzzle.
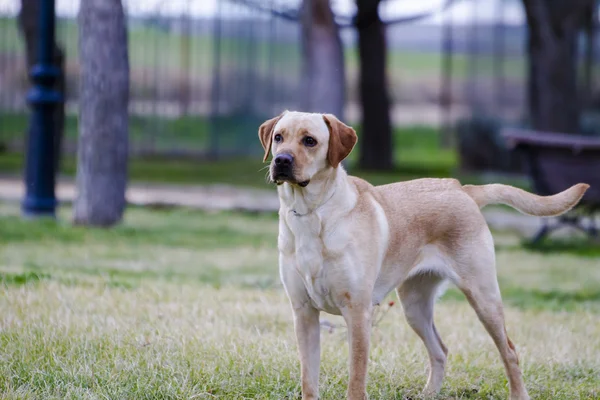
[271,153,310,187]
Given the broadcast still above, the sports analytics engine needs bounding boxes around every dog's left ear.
[258,112,285,162]
[323,114,357,168]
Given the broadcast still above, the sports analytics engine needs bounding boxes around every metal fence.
[0,0,595,159]
[0,0,306,158]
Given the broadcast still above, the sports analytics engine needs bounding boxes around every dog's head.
[258,111,357,187]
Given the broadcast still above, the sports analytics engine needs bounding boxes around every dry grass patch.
[1,282,599,399]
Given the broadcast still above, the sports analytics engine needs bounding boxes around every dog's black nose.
[275,153,293,167]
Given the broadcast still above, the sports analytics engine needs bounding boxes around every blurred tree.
[581,1,597,109]
[300,0,345,119]
[74,0,129,227]
[18,0,65,178]
[523,0,595,133]
[355,0,393,170]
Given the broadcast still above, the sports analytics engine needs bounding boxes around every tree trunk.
[355,0,393,170]
[523,0,594,133]
[582,2,596,109]
[300,0,345,119]
[74,0,129,227]
[18,0,65,177]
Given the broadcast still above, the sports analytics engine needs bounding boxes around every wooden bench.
[501,128,600,243]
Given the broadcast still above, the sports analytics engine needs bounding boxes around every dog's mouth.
[272,171,310,187]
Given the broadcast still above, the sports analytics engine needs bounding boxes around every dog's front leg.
[342,306,372,400]
[293,304,321,400]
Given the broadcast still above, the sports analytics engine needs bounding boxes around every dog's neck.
[277,166,356,217]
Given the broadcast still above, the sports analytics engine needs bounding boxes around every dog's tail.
[462,183,589,217]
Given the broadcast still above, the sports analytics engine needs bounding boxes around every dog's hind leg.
[453,228,530,400]
[397,273,448,396]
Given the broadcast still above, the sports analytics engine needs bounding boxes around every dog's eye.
[303,136,317,147]
[274,134,283,143]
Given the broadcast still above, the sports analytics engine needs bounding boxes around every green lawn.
[0,112,214,152]
[0,202,599,399]
[0,149,458,189]
[1,110,464,187]
[0,112,531,189]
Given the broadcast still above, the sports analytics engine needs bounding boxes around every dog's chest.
[281,213,340,313]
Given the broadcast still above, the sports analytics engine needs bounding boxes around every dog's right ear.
[258,112,285,162]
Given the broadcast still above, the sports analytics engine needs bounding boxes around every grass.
[0,112,213,151]
[1,201,599,398]
[522,237,600,258]
[0,149,454,188]
[0,116,527,189]
[1,110,463,187]
[0,111,532,191]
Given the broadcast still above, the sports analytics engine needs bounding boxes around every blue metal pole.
[22,0,60,218]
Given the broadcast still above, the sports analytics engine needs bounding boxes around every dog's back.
[367,178,485,259]
[358,177,588,265]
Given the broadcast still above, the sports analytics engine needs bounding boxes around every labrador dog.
[258,111,589,400]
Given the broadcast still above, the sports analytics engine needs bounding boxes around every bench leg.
[560,214,600,239]
[531,221,552,244]
[531,213,599,243]
[588,217,598,238]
